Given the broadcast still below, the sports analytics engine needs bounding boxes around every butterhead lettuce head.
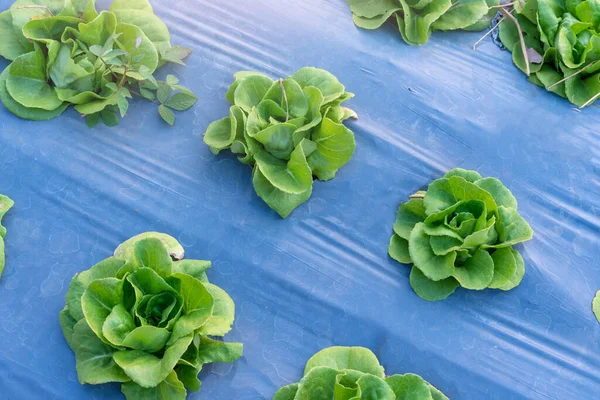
[389,169,534,301]
[59,232,242,400]
[273,346,448,399]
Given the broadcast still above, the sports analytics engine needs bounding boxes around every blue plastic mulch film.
[1,0,600,399]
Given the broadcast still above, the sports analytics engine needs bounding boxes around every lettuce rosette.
[273,346,448,400]
[59,232,242,399]
[204,67,357,218]
[0,0,196,126]
[500,0,600,107]
[0,195,13,280]
[346,0,499,45]
[389,168,533,301]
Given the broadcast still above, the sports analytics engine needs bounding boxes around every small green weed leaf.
[158,104,175,125]
[164,92,197,111]
[89,44,105,56]
[161,45,192,65]
[117,93,128,117]
[157,83,172,103]
[139,88,155,100]
[86,112,101,128]
[101,108,120,126]
[166,74,179,85]
[104,48,128,59]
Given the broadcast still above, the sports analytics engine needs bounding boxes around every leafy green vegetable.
[499,0,600,107]
[593,290,600,323]
[0,195,14,280]
[204,67,357,218]
[60,232,242,400]
[0,0,197,126]
[388,169,533,301]
[347,0,499,45]
[272,346,448,400]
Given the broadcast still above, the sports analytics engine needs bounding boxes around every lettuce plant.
[499,0,600,107]
[0,0,197,126]
[346,0,499,45]
[388,168,533,301]
[59,232,242,400]
[204,67,357,218]
[273,346,448,400]
[0,195,13,279]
